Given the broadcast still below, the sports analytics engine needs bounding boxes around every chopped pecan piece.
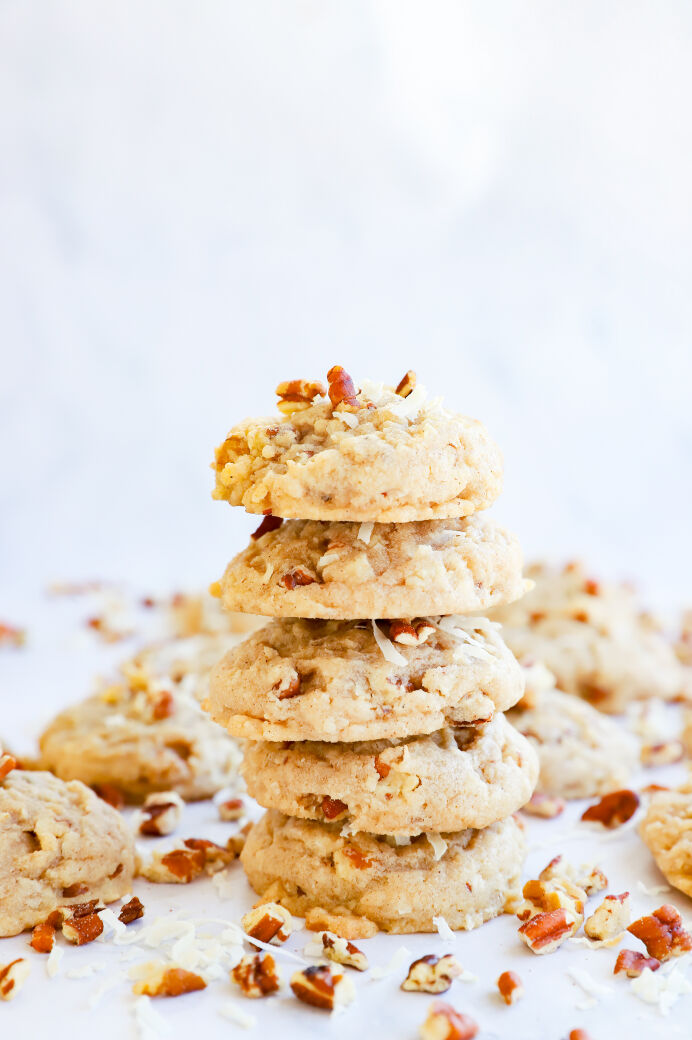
[138,791,184,837]
[30,922,56,953]
[242,902,293,945]
[581,789,639,829]
[321,796,348,820]
[150,689,174,720]
[517,879,584,925]
[641,741,684,767]
[183,837,239,873]
[497,970,523,1005]
[275,379,326,414]
[251,514,284,540]
[0,959,30,1000]
[627,904,692,961]
[402,954,462,994]
[419,1001,478,1040]
[614,949,661,977]
[327,365,360,411]
[119,897,145,925]
[304,907,378,939]
[62,911,104,946]
[518,908,576,954]
[522,793,566,819]
[374,755,391,779]
[231,953,281,998]
[139,845,206,883]
[0,754,17,781]
[133,963,206,997]
[290,964,354,1011]
[0,622,26,648]
[280,567,317,590]
[584,893,630,943]
[92,783,125,809]
[218,797,245,821]
[395,370,417,398]
[341,844,373,870]
[389,619,435,646]
[321,932,368,971]
[274,674,302,699]
[61,883,89,898]
[539,856,607,896]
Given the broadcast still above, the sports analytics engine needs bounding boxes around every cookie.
[640,785,692,898]
[39,674,240,802]
[212,372,502,522]
[507,664,638,799]
[490,561,685,712]
[216,514,526,619]
[240,810,525,933]
[242,714,538,835]
[206,616,524,742]
[0,770,135,936]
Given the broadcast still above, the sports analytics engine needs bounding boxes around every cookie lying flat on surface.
[242,714,538,835]
[640,784,692,898]
[241,810,525,934]
[0,770,135,936]
[212,371,502,522]
[206,616,524,742]
[39,674,240,802]
[507,663,638,799]
[489,560,685,713]
[216,514,526,620]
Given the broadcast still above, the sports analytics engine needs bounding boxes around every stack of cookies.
[205,367,538,934]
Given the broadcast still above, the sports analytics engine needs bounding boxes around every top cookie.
[212,368,503,522]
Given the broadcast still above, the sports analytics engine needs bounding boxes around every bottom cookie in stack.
[241,810,526,934]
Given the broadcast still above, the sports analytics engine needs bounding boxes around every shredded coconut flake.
[335,410,359,428]
[46,944,63,978]
[371,945,413,980]
[636,879,671,896]
[317,552,340,569]
[134,994,171,1039]
[219,1000,257,1029]
[371,620,406,666]
[66,961,106,979]
[357,522,374,545]
[426,832,448,860]
[433,915,456,944]
[568,967,613,1006]
[631,965,692,1015]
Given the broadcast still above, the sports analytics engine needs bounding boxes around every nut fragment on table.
[290,964,355,1011]
[640,741,684,767]
[539,856,607,896]
[138,791,184,836]
[138,836,240,883]
[231,953,281,998]
[581,789,640,828]
[519,908,579,954]
[627,904,692,961]
[419,1000,478,1040]
[522,792,565,818]
[497,970,523,1005]
[132,962,206,997]
[402,954,462,994]
[613,949,662,977]
[321,932,369,971]
[119,896,145,925]
[0,959,30,1000]
[242,902,293,945]
[218,797,245,821]
[584,893,631,943]
[30,921,56,953]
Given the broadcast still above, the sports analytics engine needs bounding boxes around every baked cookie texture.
[242,714,538,835]
[206,615,524,742]
[216,514,527,619]
[39,674,240,802]
[507,664,638,799]
[240,810,525,934]
[212,378,502,522]
[640,784,692,898]
[0,771,135,936]
[489,560,685,713]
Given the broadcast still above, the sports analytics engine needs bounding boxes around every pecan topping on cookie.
[281,567,317,590]
[581,789,639,828]
[321,796,348,820]
[395,370,417,398]
[389,619,435,646]
[276,379,326,414]
[327,365,360,410]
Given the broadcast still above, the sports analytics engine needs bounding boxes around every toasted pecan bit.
[242,902,293,945]
[327,366,360,411]
[251,514,284,540]
[522,792,566,819]
[139,845,207,884]
[138,792,184,837]
[0,622,26,648]
[389,619,435,646]
[581,789,640,829]
[395,370,417,398]
[150,689,174,720]
[62,912,104,946]
[280,567,317,590]
[0,959,30,1000]
[538,856,607,896]
[321,796,348,821]
[321,932,369,971]
[583,579,600,596]
[402,954,462,994]
[133,964,206,998]
[290,964,354,1011]
[497,970,523,1005]
[92,783,126,809]
[231,953,281,998]
[275,379,326,414]
[614,949,661,977]
[584,893,631,943]
[30,922,56,954]
[518,908,575,954]
[119,897,145,925]
[641,740,684,767]
[627,904,692,961]
[274,674,302,700]
[419,1001,478,1040]
[61,883,89,898]
[517,878,585,926]
[218,797,245,822]
[0,754,17,781]
[183,837,239,872]
[373,754,391,779]
[341,844,373,870]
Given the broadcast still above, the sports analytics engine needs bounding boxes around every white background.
[1,1,691,619]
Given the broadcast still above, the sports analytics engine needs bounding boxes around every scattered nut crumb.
[627,904,692,961]
[30,922,56,954]
[584,893,630,943]
[522,792,566,819]
[321,932,369,972]
[0,959,30,1000]
[581,789,640,828]
[640,741,684,767]
[402,954,462,994]
[231,953,281,998]
[0,622,26,648]
[119,897,145,925]
[290,964,355,1011]
[241,903,293,945]
[497,970,523,1005]
[92,783,126,809]
[138,791,184,837]
[218,798,245,822]
[613,949,661,977]
[132,962,207,997]
[419,1000,478,1040]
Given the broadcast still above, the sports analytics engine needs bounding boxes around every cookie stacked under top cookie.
[206,367,538,934]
